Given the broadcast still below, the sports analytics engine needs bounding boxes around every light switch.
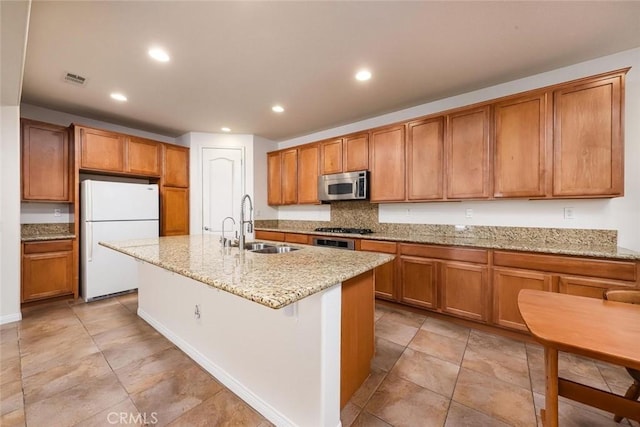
[564,207,575,219]
[465,208,473,218]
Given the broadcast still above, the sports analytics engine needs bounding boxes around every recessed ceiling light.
[221,127,231,132]
[272,105,285,113]
[355,69,372,81]
[148,48,170,62]
[110,93,127,102]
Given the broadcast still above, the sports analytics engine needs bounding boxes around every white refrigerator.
[81,180,159,302]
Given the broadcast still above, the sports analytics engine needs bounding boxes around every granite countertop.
[255,227,640,260]
[100,234,394,309]
[22,233,76,242]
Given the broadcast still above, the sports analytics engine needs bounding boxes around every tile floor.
[0,293,638,427]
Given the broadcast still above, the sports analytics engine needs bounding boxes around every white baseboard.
[137,308,303,427]
[0,312,22,325]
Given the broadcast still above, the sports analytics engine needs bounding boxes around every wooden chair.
[603,289,640,423]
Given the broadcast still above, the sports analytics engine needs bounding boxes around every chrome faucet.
[239,194,253,250]
[220,216,236,247]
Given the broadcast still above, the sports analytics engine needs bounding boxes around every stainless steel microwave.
[318,171,368,201]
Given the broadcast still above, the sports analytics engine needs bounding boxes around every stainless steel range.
[311,227,374,250]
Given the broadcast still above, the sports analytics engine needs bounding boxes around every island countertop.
[100,234,394,309]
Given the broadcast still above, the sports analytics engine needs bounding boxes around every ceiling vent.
[64,72,87,86]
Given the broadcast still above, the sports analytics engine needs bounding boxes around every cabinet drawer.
[361,240,396,254]
[255,230,285,242]
[24,240,73,254]
[284,233,309,244]
[493,251,637,281]
[400,244,487,264]
[558,276,637,299]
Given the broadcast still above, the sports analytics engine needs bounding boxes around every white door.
[202,147,244,235]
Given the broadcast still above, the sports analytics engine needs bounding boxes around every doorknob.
[204,226,212,231]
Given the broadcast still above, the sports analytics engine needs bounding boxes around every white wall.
[276,48,640,251]
[252,135,279,220]
[1,106,22,323]
[183,132,255,235]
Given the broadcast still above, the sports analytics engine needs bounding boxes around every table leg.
[544,347,559,427]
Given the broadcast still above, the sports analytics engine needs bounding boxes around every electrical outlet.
[564,207,575,219]
[465,208,473,218]
[406,208,411,216]
[54,208,61,217]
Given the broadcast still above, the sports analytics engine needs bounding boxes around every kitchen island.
[101,234,394,427]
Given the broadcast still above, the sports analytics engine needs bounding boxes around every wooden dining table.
[518,289,640,426]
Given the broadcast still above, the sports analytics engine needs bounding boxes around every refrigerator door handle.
[87,222,93,262]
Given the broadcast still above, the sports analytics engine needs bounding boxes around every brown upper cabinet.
[127,137,161,176]
[446,106,491,199]
[267,148,298,205]
[162,144,190,187]
[370,124,406,202]
[78,126,126,173]
[552,72,625,197]
[297,144,320,204]
[320,133,369,175]
[493,93,550,198]
[21,119,72,202]
[407,117,445,201]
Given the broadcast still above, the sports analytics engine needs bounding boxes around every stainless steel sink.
[244,242,275,251]
[251,245,300,254]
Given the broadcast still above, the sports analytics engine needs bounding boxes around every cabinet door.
[400,256,437,309]
[441,261,488,322]
[407,117,444,200]
[267,152,282,206]
[343,133,369,172]
[492,267,552,331]
[320,138,343,174]
[163,144,190,187]
[21,120,71,202]
[446,106,490,199]
[281,149,298,205]
[161,187,189,236]
[494,93,549,198]
[553,74,624,196]
[558,276,636,300]
[127,137,161,176]
[370,125,406,202]
[22,242,74,302]
[79,127,126,172]
[297,144,319,204]
[361,240,397,301]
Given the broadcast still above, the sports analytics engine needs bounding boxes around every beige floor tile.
[375,317,418,347]
[409,328,467,364]
[371,337,405,372]
[18,322,89,356]
[350,367,388,407]
[22,351,112,405]
[25,372,127,427]
[167,388,267,427]
[378,308,426,328]
[445,401,511,427]
[1,340,20,362]
[20,333,100,378]
[365,374,450,427]
[452,367,536,427]
[597,361,636,396]
[0,325,18,344]
[91,318,160,350]
[391,347,459,398]
[131,364,223,427]
[0,379,23,416]
[0,407,25,427]
[532,392,626,427]
[467,329,527,360]
[101,334,175,371]
[0,356,21,386]
[340,401,361,427]
[462,345,531,389]
[421,317,471,343]
[82,311,140,336]
[351,411,392,426]
[18,313,82,341]
[114,346,198,395]
[74,398,143,427]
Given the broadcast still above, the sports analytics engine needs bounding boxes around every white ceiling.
[21,1,640,141]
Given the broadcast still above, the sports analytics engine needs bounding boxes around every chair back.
[604,289,640,305]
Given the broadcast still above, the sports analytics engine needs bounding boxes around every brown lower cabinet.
[399,256,438,309]
[22,240,74,302]
[160,186,189,236]
[441,261,489,322]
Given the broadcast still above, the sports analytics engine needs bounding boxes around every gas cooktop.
[314,227,374,235]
